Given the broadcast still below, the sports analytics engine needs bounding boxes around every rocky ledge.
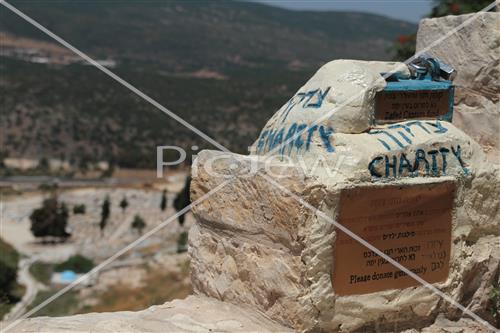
[11,295,293,332]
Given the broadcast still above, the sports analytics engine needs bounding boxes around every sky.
[251,0,435,23]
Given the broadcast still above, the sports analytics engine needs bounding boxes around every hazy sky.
[251,0,434,23]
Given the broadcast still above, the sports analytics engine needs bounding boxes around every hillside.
[0,0,416,168]
[1,58,307,168]
[0,238,23,320]
[0,0,415,70]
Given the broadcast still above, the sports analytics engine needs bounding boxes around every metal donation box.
[374,54,456,124]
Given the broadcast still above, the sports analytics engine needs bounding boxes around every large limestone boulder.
[190,59,500,332]
[11,295,293,332]
[252,60,410,137]
[416,12,500,164]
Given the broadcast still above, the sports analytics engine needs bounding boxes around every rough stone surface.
[251,59,410,138]
[419,314,496,333]
[416,12,500,164]
[252,118,486,185]
[11,295,293,332]
[190,146,499,332]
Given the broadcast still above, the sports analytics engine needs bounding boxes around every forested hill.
[0,0,415,168]
[0,0,415,70]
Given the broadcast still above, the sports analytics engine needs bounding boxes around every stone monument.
[189,56,500,332]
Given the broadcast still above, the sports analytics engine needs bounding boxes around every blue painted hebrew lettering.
[280,87,331,122]
[370,120,449,151]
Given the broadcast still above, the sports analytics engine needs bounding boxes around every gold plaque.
[375,90,450,123]
[333,182,455,296]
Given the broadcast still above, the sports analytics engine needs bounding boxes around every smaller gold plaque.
[375,90,450,123]
[333,182,455,296]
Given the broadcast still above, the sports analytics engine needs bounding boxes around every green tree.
[173,176,191,226]
[78,153,93,174]
[391,34,417,62]
[0,150,8,169]
[99,196,111,235]
[131,215,146,235]
[60,203,69,224]
[73,204,86,214]
[38,157,49,172]
[160,190,167,211]
[177,231,188,253]
[0,238,21,312]
[119,196,129,212]
[0,260,17,303]
[430,0,493,17]
[30,196,71,241]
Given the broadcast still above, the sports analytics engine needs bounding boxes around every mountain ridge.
[0,0,415,71]
[0,0,416,169]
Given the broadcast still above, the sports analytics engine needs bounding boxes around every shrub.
[38,183,59,192]
[73,204,86,215]
[177,231,188,253]
[0,260,17,300]
[38,157,49,171]
[119,197,129,212]
[54,255,94,274]
[131,215,146,235]
[491,286,500,320]
[0,238,20,310]
[29,262,53,285]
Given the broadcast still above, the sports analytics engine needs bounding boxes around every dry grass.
[80,262,191,313]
